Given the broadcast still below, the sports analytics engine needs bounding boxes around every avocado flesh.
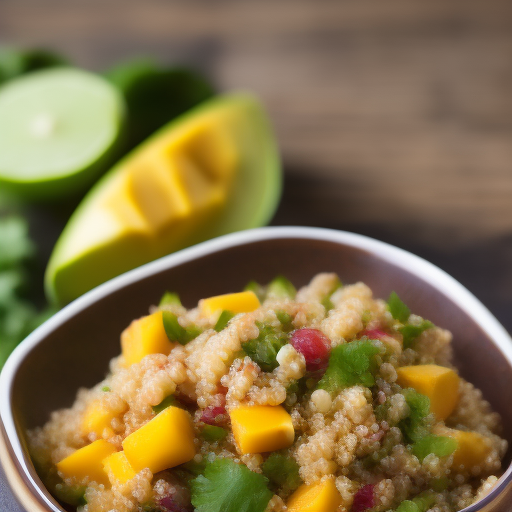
[45,94,282,305]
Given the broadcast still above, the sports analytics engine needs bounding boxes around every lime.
[45,93,281,305]
[0,68,126,199]
[106,58,214,148]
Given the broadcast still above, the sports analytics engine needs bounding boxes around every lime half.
[0,68,125,199]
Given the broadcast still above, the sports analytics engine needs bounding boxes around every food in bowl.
[28,274,507,512]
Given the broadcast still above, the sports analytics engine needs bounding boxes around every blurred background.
[1,0,512,327]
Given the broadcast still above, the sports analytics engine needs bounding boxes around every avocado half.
[45,93,282,305]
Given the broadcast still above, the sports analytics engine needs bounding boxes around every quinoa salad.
[28,274,508,512]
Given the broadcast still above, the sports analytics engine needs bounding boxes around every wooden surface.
[1,0,512,328]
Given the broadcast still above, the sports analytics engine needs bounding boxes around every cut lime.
[45,93,282,305]
[0,68,126,199]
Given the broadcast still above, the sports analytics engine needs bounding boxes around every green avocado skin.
[45,94,282,306]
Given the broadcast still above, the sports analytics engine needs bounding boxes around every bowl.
[0,226,511,512]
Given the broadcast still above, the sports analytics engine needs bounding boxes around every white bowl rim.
[0,225,511,512]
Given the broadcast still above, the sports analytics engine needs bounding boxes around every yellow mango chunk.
[287,479,342,512]
[230,405,294,454]
[122,406,195,473]
[200,291,260,317]
[102,451,136,485]
[437,427,492,470]
[121,311,174,366]
[396,364,459,420]
[82,399,125,437]
[56,440,116,485]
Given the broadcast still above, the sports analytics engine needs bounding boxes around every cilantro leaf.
[200,425,228,442]
[387,292,410,323]
[266,275,296,300]
[412,435,458,462]
[400,320,434,349]
[190,458,272,512]
[0,217,34,269]
[399,388,431,443]
[262,453,301,492]
[318,340,381,393]
[242,322,288,372]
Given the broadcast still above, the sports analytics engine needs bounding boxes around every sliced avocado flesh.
[45,94,281,305]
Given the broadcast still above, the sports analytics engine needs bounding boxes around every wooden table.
[0,2,512,509]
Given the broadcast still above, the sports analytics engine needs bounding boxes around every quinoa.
[28,273,508,512]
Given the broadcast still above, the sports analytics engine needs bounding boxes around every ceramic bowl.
[0,226,511,512]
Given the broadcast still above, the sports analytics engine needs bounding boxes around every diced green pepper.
[162,311,201,345]
[412,435,458,462]
[243,280,266,302]
[152,394,180,414]
[396,501,419,512]
[275,310,293,331]
[214,310,235,332]
[159,291,182,307]
[201,425,228,442]
[267,275,296,300]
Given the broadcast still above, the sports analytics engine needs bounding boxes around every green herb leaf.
[101,386,111,392]
[275,310,293,331]
[152,395,180,415]
[214,310,235,332]
[412,435,458,462]
[242,322,288,372]
[261,453,301,492]
[399,320,434,349]
[318,340,381,393]
[200,425,228,442]
[162,311,201,345]
[387,291,410,323]
[399,388,431,443]
[0,217,34,269]
[159,291,181,307]
[53,483,87,507]
[190,458,272,512]
[267,275,296,300]
[320,276,342,312]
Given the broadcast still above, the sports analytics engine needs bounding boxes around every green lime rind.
[0,68,126,200]
[45,93,282,305]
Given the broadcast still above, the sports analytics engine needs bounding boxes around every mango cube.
[102,451,136,485]
[396,364,459,420]
[56,440,116,485]
[439,427,492,470]
[230,405,294,454]
[82,399,125,437]
[287,479,341,512]
[122,406,195,473]
[121,311,174,366]
[200,291,260,317]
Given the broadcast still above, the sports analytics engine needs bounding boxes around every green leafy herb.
[242,322,288,372]
[267,275,296,300]
[162,311,201,345]
[101,386,111,392]
[180,459,207,477]
[399,388,431,443]
[214,310,235,332]
[261,453,301,492]
[412,435,458,462]
[244,280,266,302]
[152,395,180,415]
[387,291,410,323]
[159,291,181,307]
[275,310,293,331]
[318,340,381,393]
[200,425,228,442]
[190,458,272,512]
[399,320,434,349]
